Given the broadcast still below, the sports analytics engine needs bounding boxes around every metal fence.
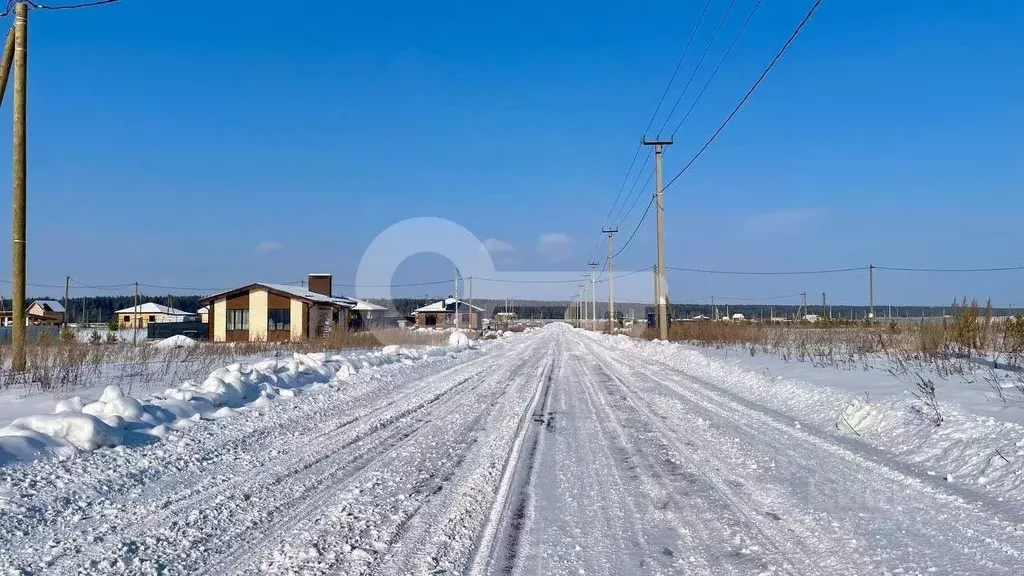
[0,325,60,343]
[146,321,208,341]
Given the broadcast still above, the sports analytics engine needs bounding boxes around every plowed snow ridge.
[2,324,1023,575]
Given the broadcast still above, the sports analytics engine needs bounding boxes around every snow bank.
[0,341,479,466]
[587,332,1024,502]
[154,334,198,349]
[448,330,473,349]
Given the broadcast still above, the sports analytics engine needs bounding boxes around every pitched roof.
[260,283,355,308]
[29,300,65,313]
[413,298,484,314]
[199,283,355,309]
[351,299,387,311]
[196,306,209,314]
[115,302,195,315]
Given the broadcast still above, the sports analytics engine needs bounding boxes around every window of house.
[268,309,290,331]
[461,313,471,324]
[148,315,156,323]
[123,315,130,323]
[226,309,249,331]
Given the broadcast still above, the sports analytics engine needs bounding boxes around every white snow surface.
[594,333,1024,501]
[1,324,1024,575]
[0,340,479,466]
[153,334,198,349]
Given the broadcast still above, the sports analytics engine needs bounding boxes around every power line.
[27,0,120,10]
[644,0,716,137]
[70,278,135,291]
[657,0,739,136]
[603,143,644,225]
[874,265,1024,273]
[598,0,715,243]
[671,0,764,138]
[612,162,654,228]
[666,265,867,276]
[609,150,653,225]
[0,278,66,289]
[612,196,655,259]
[682,292,803,302]
[663,0,823,194]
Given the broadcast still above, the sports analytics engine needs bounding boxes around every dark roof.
[199,283,355,308]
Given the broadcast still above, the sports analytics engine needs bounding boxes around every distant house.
[196,306,209,324]
[116,303,198,329]
[494,311,517,323]
[198,273,355,342]
[27,300,65,324]
[348,300,387,330]
[731,313,746,321]
[0,300,65,326]
[414,298,483,329]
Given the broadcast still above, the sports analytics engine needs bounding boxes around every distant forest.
[3,294,1018,324]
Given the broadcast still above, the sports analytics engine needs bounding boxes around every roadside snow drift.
[0,343,480,466]
[586,331,1024,503]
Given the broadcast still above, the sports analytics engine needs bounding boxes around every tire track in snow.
[365,342,559,575]
[579,331,1024,574]
[581,343,818,575]
[243,331,560,575]
[221,341,550,575]
[164,341,543,575]
[464,334,560,576]
[561,336,725,574]
[34,355,498,574]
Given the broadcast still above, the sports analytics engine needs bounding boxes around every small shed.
[414,298,483,329]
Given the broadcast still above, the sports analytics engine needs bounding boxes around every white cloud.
[481,238,516,254]
[256,241,283,254]
[538,232,573,260]
[538,232,572,246]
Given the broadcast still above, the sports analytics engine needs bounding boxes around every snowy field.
[1,324,1024,574]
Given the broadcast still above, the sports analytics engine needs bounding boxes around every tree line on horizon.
[3,295,1015,324]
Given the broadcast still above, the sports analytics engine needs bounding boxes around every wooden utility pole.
[133,281,139,344]
[63,276,69,327]
[652,265,658,329]
[10,2,27,371]
[822,292,827,319]
[602,227,617,332]
[868,264,875,321]
[588,261,598,331]
[0,25,14,107]
[468,276,473,330]
[643,138,672,340]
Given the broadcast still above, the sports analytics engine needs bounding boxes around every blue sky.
[0,0,1021,305]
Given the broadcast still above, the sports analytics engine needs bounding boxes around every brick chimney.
[308,273,332,298]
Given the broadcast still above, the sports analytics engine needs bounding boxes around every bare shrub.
[911,373,943,426]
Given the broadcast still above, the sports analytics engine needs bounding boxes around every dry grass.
[643,305,1024,377]
[0,328,450,394]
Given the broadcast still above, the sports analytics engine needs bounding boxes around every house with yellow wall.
[199,274,355,342]
[116,303,197,329]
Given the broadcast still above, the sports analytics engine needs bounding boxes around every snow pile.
[836,399,882,436]
[448,330,473,349]
[0,343,478,466]
[154,334,198,349]
[587,331,1024,502]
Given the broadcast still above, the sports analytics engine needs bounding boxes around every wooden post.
[11,3,28,371]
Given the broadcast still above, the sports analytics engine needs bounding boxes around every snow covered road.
[3,324,1024,575]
